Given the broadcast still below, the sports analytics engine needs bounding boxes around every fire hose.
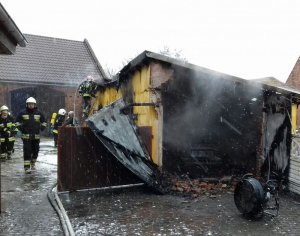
[47,182,75,236]
[47,182,145,235]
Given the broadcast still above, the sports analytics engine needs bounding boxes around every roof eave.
[0,3,27,54]
[120,50,300,98]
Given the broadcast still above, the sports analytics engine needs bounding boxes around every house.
[88,51,300,181]
[0,34,107,126]
[286,57,300,195]
[287,57,300,127]
[0,2,27,54]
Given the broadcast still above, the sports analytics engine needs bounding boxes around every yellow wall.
[90,65,160,166]
[91,87,122,114]
[132,66,159,165]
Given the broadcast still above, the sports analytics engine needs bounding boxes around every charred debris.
[80,51,300,196]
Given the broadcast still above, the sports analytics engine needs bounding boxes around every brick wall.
[63,89,82,121]
[0,81,80,119]
[286,57,300,88]
[286,57,300,127]
[0,82,98,125]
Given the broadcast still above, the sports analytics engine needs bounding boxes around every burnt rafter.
[120,102,160,115]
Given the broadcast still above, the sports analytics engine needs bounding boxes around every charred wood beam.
[220,116,242,135]
[120,103,159,114]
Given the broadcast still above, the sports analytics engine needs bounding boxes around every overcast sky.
[2,0,300,82]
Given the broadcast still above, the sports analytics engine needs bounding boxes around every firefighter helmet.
[85,75,95,82]
[58,108,66,115]
[68,111,74,116]
[26,97,37,104]
[0,105,9,112]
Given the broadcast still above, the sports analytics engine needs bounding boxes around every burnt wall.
[261,93,292,179]
[161,67,263,178]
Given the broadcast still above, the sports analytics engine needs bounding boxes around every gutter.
[0,3,27,47]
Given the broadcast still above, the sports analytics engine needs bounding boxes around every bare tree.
[104,47,187,79]
[104,65,117,79]
[104,56,133,80]
[159,46,188,62]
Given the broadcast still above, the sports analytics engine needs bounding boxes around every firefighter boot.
[7,151,12,160]
[82,104,90,118]
[82,108,88,118]
[31,160,36,171]
[24,161,31,174]
[0,153,7,161]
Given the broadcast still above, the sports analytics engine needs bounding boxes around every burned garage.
[59,51,300,192]
[159,66,264,178]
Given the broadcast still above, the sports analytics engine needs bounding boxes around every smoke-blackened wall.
[161,67,263,177]
[261,93,292,179]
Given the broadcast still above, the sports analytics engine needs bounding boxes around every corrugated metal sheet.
[86,98,163,193]
[289,136,300,195]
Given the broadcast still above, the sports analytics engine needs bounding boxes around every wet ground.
[60,187,300,236]
[1,138,300,235]
[0,138,63,235]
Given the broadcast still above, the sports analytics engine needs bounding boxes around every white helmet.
[26,97,36,104]
[85,75,95,82]
[58,108,66,115]
[0,105,9,112]
[68,111,74,116]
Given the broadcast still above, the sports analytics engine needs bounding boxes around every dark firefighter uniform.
[78,76,98,118]
[0,111,17,160]
[16,98,47,172]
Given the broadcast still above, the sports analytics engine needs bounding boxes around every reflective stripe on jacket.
[16,108,47,136]
[0,115,16,138]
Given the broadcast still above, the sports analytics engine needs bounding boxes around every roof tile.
[0,34,106,86]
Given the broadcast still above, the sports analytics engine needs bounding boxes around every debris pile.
[161,172,239,198]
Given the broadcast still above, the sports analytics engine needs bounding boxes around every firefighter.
[62,111,78,127]
[49,111,57,135]
[78,75,98,118]
[52,108,66,147]
[15,97,47,173]
[0,105,17,160]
